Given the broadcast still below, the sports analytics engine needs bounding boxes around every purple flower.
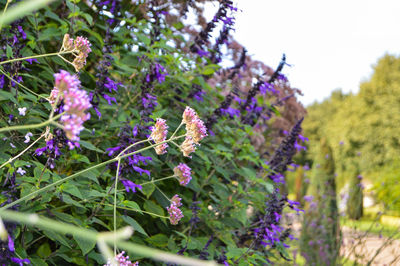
[8,235,15,252]
[303,195,314,202]
[294,141,306,152]
[25,58,38,64]
[121,180,142,193]
[132,166,150,176]
[0,75,4,88]
[220,107,240,118]
[197,49,209,57]
[193,89,206,102]
[11,257,30,266]
[106,146,121,156]
[259,82,277,95]
[298,134,309,142]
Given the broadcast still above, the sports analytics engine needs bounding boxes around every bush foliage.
[0,0,306,265]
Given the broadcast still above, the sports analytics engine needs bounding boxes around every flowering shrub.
[0,1,306,265]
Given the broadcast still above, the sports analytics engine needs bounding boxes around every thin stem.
[0,0,11,32]
[0,67,48,100]
[1,135,186,211]
[101,203,169,219]
[117,138,150,157]
[49,90,62,119]
[170,140,180,148]
[113,158,121,256]
[154,184,170,202]
[57,54,75,68]
[0,112,64,133]
[0,131,46,169]
[170,122,184,139]
[139,175,177,186]
[0,51,73,65]
[0,209,217,266]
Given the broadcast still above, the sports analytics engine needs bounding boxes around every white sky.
[203,0,400,106]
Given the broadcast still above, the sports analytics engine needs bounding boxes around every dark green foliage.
[0,1,306,264]
[346,161,363,220]
[300,139,340,266]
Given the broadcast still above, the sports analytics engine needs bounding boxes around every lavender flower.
[121,180,142,193]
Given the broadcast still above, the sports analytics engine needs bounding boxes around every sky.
[204,0,400,106]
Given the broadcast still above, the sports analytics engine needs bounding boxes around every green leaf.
[37,242,52,258]
[143,200,164,217]
[43,230,71,248]
[136,33,150,46]
[122,200,142,213]
[73,233,96,255]
[145,233,169,247]
[6,45,13,58]
[79,140,104,153]
[141,183,155,198]
[122,215,148,236]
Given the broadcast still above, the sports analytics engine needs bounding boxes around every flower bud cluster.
[181,106,208,157]
[149,118,168,154]
[62,34,92,72]
[173,163,192,186]
[167,195,184,225]
[51,70,91,143]
[105,251,138,266]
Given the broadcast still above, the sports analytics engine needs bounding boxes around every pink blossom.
[171,194,182,207]
[173,163,192,186]
[167,201,184,225]
[105,251,138,266]
[51,70,91,143]
[180,136,196,158]
[74,36,92,56]
[182,106,198,124]
[182,106,207,144]
[149,118,169,155]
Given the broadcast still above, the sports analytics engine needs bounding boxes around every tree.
[300,139,340,265]
[346,160,363,220]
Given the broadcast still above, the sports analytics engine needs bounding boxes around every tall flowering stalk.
[50,70,92,145]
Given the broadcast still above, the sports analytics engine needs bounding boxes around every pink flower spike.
[74,36,92,56]
[182,106,198,125]
[105,251,138,266]
[52,70,91,143]
[187,118,207,143]
[54,70,80,93]
[167,202,184,225]
[150,118,169,155]
[171,194,182,207]
[174,163,192,186]
[180,136,196,158]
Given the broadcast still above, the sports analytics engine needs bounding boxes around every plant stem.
[0,131,45,169]
[0,51,73,65]
[139,175,177,186]
[170,122,184,139]
[0,112,64,133]
[0,0,11,32]
[101,203,169,219]
[0,209,217,266]
[113,158,121,256]
[117,138,150,157]
[0,135,185,210]
[154,184,170,201]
